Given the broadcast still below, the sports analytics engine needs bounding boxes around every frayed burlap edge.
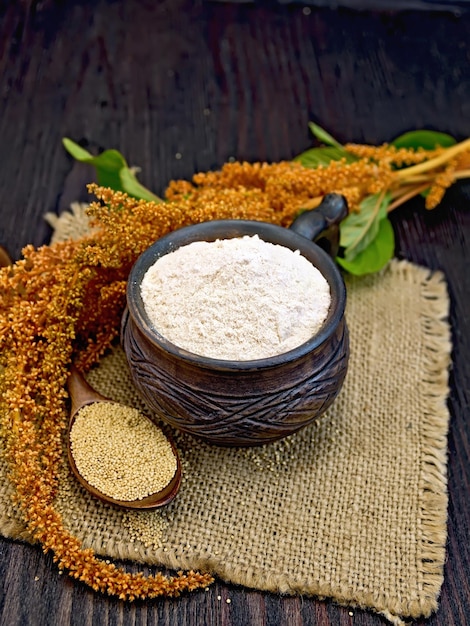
[376,261,450,624]
[44,202,93,242]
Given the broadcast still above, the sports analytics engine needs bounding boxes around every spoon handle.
[67,365,109,417]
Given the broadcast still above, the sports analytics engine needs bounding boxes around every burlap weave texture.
[0,207,452,624]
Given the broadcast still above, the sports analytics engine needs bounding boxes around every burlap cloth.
[0,204,452,625]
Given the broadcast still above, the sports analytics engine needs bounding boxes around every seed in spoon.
[69,402,178,502]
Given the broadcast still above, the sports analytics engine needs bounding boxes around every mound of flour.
[140,235,331,361]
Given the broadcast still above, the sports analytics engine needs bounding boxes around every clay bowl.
[121,194,350,447]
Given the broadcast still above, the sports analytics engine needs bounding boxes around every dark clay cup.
[121,194,350,447]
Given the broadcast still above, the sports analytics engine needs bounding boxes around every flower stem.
[388,183,430,212]
[395,138,470,180]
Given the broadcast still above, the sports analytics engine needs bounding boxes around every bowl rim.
[126,219,347,371]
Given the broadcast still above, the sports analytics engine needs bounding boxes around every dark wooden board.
[1,2,469,624]
[217,0,470,12]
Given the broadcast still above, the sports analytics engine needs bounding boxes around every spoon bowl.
[67,366,182,509]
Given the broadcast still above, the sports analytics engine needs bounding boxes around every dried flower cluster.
[0,141,469,599]
[167,139,470,215]
[0,198,217,600]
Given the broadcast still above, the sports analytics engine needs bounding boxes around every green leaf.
[119,167,163,203]
[85,149,127,190]
[62,138,161,202]
[308,122,343,148]
[339,192,391,260]
[391,130,456,151]
[337,218,395,275]
[62,138,94,161]
[294,146,357,168]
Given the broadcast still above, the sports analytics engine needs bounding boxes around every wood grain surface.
[1,1,469,624]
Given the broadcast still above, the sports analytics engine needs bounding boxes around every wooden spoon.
[67,365,182,509]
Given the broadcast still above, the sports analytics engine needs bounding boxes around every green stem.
[395,137,470,180]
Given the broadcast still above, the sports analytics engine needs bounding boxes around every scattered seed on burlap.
[70,403,177,501]
[124,509,168,550]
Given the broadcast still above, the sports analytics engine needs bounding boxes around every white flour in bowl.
[140,235,331,361]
